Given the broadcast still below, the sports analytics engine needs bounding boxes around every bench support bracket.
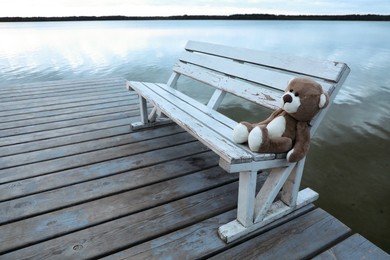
[218,159,318,243]
[218,188,318,243]
[130,96,172,131]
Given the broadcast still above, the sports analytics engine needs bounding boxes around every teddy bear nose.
[283,94,293,103]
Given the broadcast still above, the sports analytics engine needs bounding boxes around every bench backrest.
[169,41,350,134]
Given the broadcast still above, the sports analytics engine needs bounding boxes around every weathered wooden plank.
[207,89,227,110]
[173,62,282,110]
[0,117,131,152]
[0,157,224,228]
[0,77,124,95]
[0,142,210,203]
[281,158,305,206]
[211,208,351,260]
[0,109,133,138]
[0,181,240,258]
[134,82,274,163]
[102,205,315,260]
[0,98,137,129]
[0,124,182,170]
[0,148,216,203]
[179,50,334,94]
[0,80,125,102]
[185,41,346,82]
[0,132,196,184]
[154,82,237,129]
[0,112,140,147]
[237,171,257,227]
[129,81,253,164]
[218,188,318,243]
[0,90,128,113]
[149,83,236,138]
[166,72,180,87]
[254,164,295,222]
[0,103,138,132]
[313,234,389,260]
[138,95,149,124]
[0,92,137,118]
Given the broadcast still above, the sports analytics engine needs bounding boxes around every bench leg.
[218,162,318,243]
[139,95,148,125]
[281,158,306,206]
[130,96,172,130]
[237,171,257,227]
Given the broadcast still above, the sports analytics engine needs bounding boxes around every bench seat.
[128,81,281,167]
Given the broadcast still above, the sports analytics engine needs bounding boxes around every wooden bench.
[127,41,350,243]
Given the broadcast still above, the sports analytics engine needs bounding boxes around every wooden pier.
[0,78,388,259]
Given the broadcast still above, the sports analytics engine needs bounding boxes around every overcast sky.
[1,0,389,17]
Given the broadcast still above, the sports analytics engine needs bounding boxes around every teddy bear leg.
[248,126,293,153]
[265,137,293,153]
[248,126,267,152]
[233,122,254,144]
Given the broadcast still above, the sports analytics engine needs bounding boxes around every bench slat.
[154,83,276,162]
[154,83,236,129]
[179,51,335,95]
[128,81,254,164]
[173,62,282,110]
[186,41,347,83]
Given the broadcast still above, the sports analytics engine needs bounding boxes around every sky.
[1,0,389,17]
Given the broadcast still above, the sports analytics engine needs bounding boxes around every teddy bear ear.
[287,78,295,87]
[319,93,329,109]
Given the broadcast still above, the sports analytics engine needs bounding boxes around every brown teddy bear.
[232,78,329,162]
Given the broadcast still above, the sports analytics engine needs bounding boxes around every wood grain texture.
[102,205,315,260]
[0,77,124,94]
[1,182,239,258]
[0,143,213,203]
[0,98,137,129]
[0,124,182,169]
[0,114,141,147]
[0,149,214,220]
[211,208,352,260]
[173,62,282,110]
[185,41,347,82]
[128,81,253,164]
[313,234,389,260]
[0,165,236,254]
[0,119,131,156]
[0,132,196,184]
[0,77,382,260]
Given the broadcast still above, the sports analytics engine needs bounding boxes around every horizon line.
[0,13,390,22]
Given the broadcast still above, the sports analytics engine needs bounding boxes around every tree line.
[1,14,389,22]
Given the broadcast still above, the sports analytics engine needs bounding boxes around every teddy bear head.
[281,78,329,122]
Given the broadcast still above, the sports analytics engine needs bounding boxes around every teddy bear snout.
[283,94,293,104]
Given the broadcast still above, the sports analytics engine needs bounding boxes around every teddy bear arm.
[257,108,284,125]
[287,122,311,162]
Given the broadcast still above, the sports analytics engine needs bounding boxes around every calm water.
[0,20,389,251]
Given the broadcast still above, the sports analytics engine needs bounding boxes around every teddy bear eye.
[289,89,294,92]
[295,92,299,97]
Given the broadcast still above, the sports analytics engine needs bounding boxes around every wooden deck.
[0,78,388,259]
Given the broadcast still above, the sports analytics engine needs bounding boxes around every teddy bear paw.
[248,126,263,152]
[233,123,249,144]
[286,148,295,162]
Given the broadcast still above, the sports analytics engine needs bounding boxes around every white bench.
[127,41,350,243]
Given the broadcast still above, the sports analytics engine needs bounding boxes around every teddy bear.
[232,77,329,162]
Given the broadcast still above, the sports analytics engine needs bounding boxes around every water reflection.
[0,20,389,251]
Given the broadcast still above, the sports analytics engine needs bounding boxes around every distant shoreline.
[1,14,389,22]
